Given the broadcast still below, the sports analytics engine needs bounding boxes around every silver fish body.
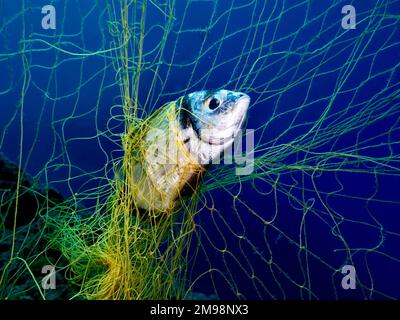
[129,89,250,213]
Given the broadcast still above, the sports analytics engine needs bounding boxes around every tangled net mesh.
[0,0,399,299]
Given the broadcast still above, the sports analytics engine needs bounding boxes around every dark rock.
[0,154,64,229]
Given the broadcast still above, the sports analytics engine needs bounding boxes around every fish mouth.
[232,94,250,130]
[236,93,250,104]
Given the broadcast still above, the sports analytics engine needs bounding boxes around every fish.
[126,89,250,214]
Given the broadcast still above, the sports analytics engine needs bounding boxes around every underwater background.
[0,0,399,300]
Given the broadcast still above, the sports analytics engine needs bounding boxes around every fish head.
[179,89,250,164]
[181,89,250,146]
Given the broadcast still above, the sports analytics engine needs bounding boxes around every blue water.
[0,0,399,299]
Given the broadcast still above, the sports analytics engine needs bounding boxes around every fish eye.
[208,98,221,110]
